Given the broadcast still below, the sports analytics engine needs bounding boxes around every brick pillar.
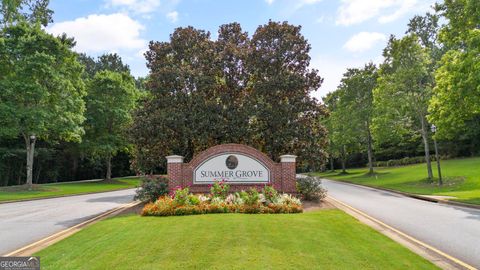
[166,155,184,189]
[280,155,297,194]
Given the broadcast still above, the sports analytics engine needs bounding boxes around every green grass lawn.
[35,210,437,270]
[0,177,141,202]
[313,157,480,205]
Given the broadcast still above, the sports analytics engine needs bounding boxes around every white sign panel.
[194,153,270,184]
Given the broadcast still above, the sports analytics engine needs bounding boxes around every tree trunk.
[72,155,79,180]
[420,117,433,180]
[330,156,334,171]
[341,145,347,174]
[366,121,374,175]
[106,154,112,181]
[24,134,36,190]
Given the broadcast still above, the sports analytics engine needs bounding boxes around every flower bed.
[141,181,303,216]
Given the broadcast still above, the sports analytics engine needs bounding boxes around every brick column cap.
[280,155,297,163]
[166,155,184,163]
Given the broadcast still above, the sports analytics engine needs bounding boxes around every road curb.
[322,178,480,210]
[0,187,138,205]
[326,196,477,270]
[3,201,142,257]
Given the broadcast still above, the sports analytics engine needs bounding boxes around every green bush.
[209,180,230,199]
[173,187,190,206]
[240,188,260,206]
[375,156,448,167]
[296,176,327,202]
[134,176,169,202]
[261,185,279,204]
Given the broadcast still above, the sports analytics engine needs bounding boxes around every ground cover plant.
[0,177,141,202]
[313,157,480,205]
[141,181,303,216]
[35,210,437,270]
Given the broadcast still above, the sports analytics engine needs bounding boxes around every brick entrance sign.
[166,144,297,193]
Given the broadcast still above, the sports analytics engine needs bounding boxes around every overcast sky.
[47,0,438,99]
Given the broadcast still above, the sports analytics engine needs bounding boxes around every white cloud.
[47,13,146,53]
[310,54,384,99]
[378,0,417,23]
[106,0,161,14]
[343,32,386,53]
[336,0,434,26]
[267,0,322,8]
[166,11,178,23]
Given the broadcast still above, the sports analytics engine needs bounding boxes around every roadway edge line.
[3,200,142,257]
[327,195,477,270]
[320,177,480,210]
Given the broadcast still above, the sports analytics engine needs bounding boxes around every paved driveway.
[322,179,480,268]
[0,189,135,255]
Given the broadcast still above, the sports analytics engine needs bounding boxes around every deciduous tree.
[0,23,85,188]
[374,35,435,180]
[428,0,480,139]
[82,70,139,180]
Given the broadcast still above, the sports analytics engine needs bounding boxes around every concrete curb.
[327,196,476,270]
[322,178,480,211]
[0,187,138,205]
[4,200,143,257]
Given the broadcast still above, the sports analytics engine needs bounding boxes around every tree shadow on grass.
[0,185,59,193]
[349,171,391,180]
[407,176,465,188]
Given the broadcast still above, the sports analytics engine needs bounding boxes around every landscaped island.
[142,181,304,216]
[34,209,437,269]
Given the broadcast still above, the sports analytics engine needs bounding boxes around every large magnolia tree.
[130,21,328,173]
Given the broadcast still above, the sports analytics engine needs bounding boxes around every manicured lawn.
[0,177,141,202]
[313,157,480,205]
[35,210,437,270]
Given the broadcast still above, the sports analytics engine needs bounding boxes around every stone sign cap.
[280,155,297,163]
[166,155,184,163]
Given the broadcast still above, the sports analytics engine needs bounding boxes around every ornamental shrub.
[210,180,230,199]
[134,176,169,202]
[188,194,200,205]
[141,188,303,217]
[296,176,327,202]
[240,188,260,206]
[173,187,190,206]
[261,185,279,204]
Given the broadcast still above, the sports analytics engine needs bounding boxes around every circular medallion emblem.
[226,155,238,170]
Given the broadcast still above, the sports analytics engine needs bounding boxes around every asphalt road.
[0,189,135,255]
[322,179,480,268]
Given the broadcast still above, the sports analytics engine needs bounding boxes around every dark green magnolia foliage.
[130,22,328,173]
